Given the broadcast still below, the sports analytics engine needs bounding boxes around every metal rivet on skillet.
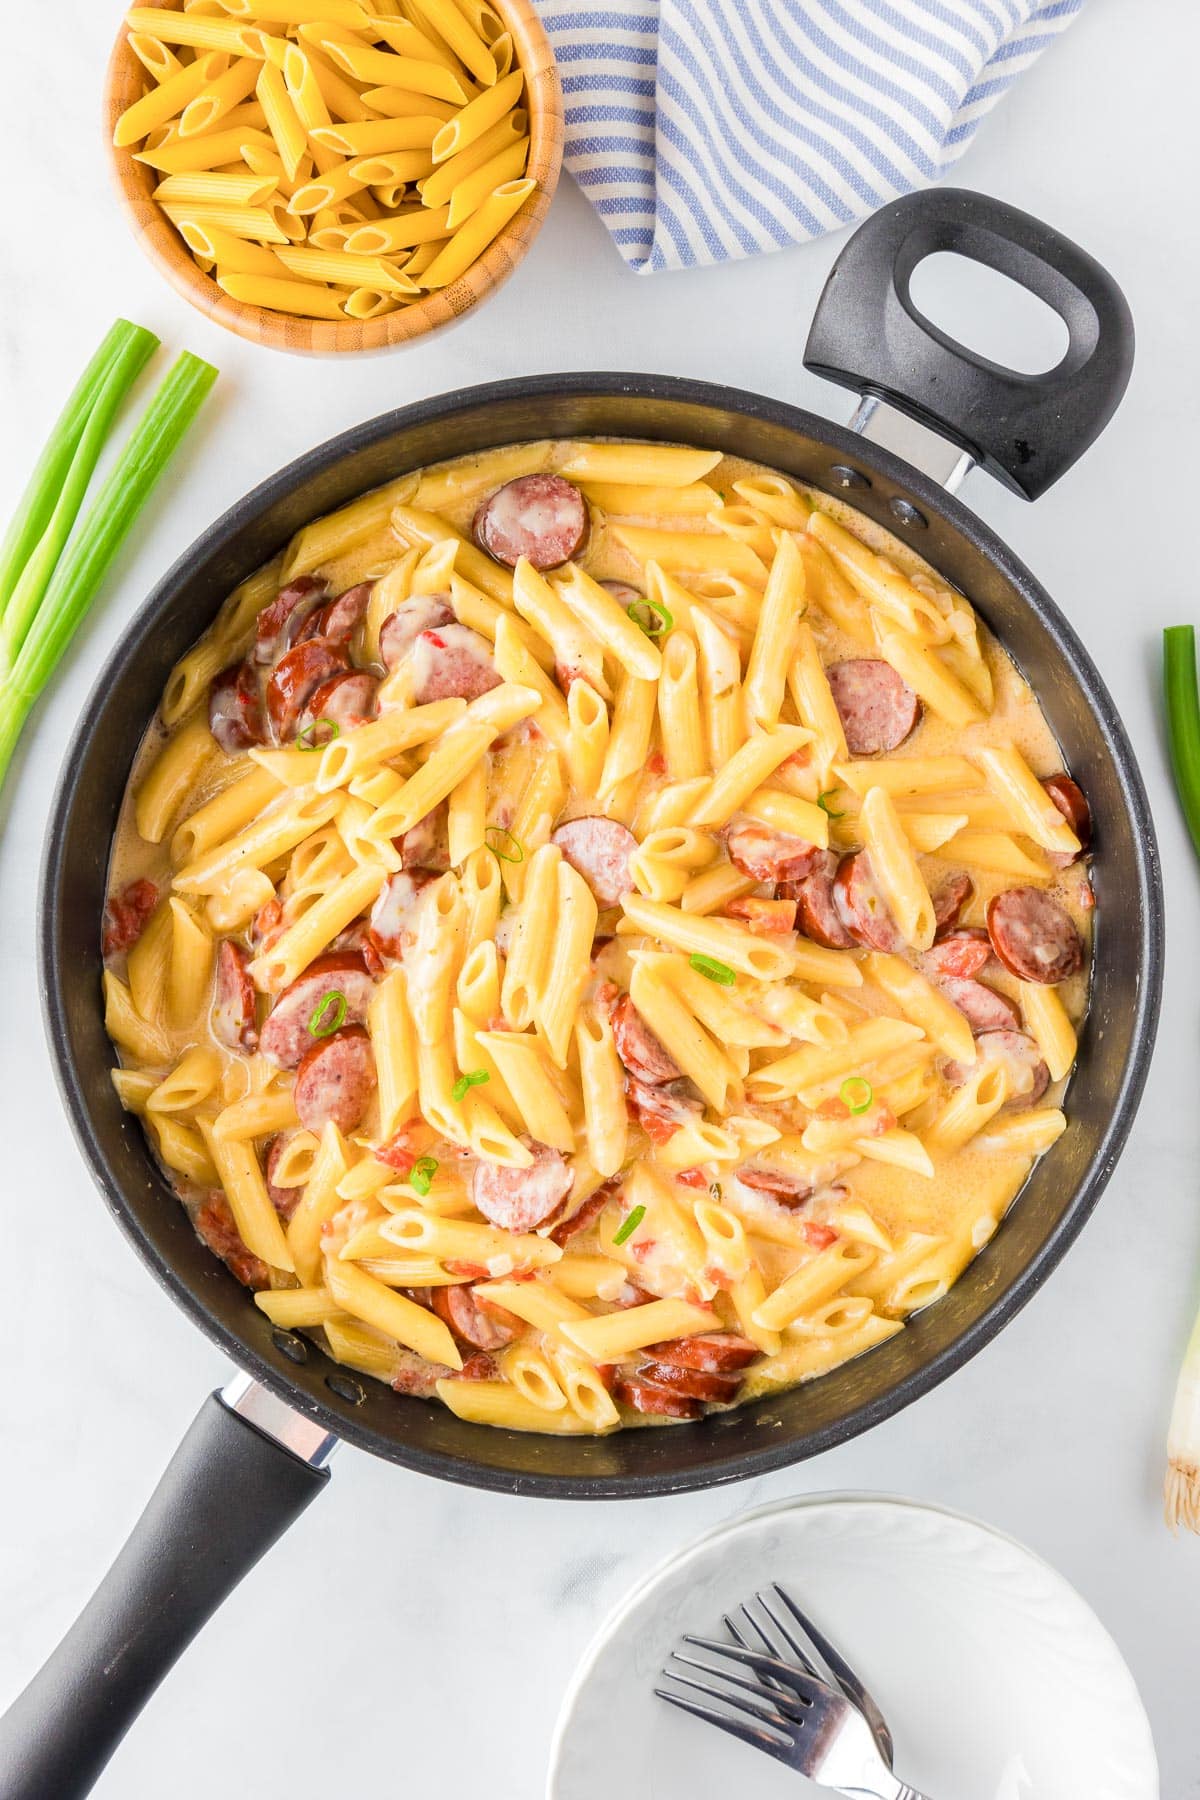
[829,464,870,490]
[271,1328,308,1365]
[326,1372,366,1405]
[888,496,927,528]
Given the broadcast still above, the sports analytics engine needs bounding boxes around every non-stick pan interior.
[40,376,1162,1497]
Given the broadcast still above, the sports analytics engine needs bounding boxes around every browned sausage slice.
[943,1028,1050,1107]
[939,976,1020,1035]
[833,850,901,951]
[827,659,921,755]
[736,1164,815,1206]
[431,1282,521,1350]
[790,853,856,950]
[933,872,974,939]
[293,1024,376,1134]
[209,659,266,752]
[987,886,1085,985]
[265,639,350,741]
[552,816,637,907]
[409,623,500,704]
[549,1179,621,1247]
[626,1077,703,1145]
[398,803,450,873]
[612,993,681,1084]
[212,940,258,1051]
[265,1134,301,1221]
[102,878,158,958]
[367,870,433,962]
[378,595,454,670]
[920,928,991,982]
[473,474,589,571]
[723,895,797,934]
[302,670,379,736]
[472,1140,573,1233]
[254,576,327,665]
[194,1194,269,1289]
[258,949,377,1068]
[318,581,373,647]
[1043,774,1092,864]
[635,1360,742,1402]
[726,818,821,884]
[613,1375,703,1420]
[643,1332,760,1372]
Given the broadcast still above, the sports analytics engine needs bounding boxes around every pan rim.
[38,371,1165,1498]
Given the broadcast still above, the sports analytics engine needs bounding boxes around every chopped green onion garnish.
[1164,626,1200,863]
[840,1076,873,1116]
[612,1203,646,1246]
[409,1156,438,1196]
[485,825,524,863]
[308,990,347,1037]
[451,1069,490,1102]
[627,596,673,638]
[709,1181,722,1201]
[296,717,340,751]
[818,790,845,821]
[689,952,735,986]
[0,345,217,791]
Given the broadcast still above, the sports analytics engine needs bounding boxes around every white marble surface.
[1,2,1196,1793]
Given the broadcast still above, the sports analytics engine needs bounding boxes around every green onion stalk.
[0,346,218,792]
[1162,625,1200,1531]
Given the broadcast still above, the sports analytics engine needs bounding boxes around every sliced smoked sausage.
[209,659,266,752]
[317,581,373,647]
[367,870,433,961]
[552,816,637,907]
[643,1332,759,1372]
[833,850,901,952]
[611,993,681,1084]
[473,474,589,571]
[1043,774,1092,860]
[409,623,500,704]
[472,1140,573,1233]
[258,949,377,1068]
[195,1194,268,1289]
[265,1134,301,1221]
[790,852,856,951]
[254,576,327,665]
[625,1077,702,1145]
[265,639,350,741]
[933,872,974,939]
[399,804,450,873]
[613,1376,703,1420]
[939,976,1020,1035]
[827,659,921,756]
[379,596,455,670]
[293,1024,376,1134]
[635,1361,742,1403]
[301,669,379,734]
[726,818,820,884]
[431,1283,521,1350]
[987,886,1085,985]
[211,940,258,1051]
[920,928,991,982]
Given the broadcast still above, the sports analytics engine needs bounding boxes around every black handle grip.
[803,186,1134,500]
[0,1392,329,1799]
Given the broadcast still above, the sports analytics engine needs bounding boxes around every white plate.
[548,1494,1157,1800]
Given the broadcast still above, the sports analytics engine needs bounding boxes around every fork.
[725,1582,894,1770]
[656,1635,932,1798]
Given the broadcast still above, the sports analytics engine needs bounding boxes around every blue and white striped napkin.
[533,1,1086,273]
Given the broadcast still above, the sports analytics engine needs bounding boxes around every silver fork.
[655,1637,931,1799]
[725,1582,894,1769]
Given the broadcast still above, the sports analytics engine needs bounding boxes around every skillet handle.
[803,186,1134,500]
[0,1388,331,1800]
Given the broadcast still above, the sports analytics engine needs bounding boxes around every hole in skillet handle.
[803,186,1135,501]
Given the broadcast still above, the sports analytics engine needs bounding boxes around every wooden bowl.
[104,0,563,355]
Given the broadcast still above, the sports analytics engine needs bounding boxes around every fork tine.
[764,1584,895,1765]
[667,1650,808,1722]
[654,1685,792,1757]
[734,1598,821,1680]
[660,1668,796,1733]
[682,1634,822,1702]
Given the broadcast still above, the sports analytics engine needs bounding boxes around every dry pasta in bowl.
[103,439,1095,1433]
[105,0,561,351]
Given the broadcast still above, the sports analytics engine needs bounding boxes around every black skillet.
[0,189,1162,1797]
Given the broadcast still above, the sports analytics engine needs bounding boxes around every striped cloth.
[533,1,1086,273]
